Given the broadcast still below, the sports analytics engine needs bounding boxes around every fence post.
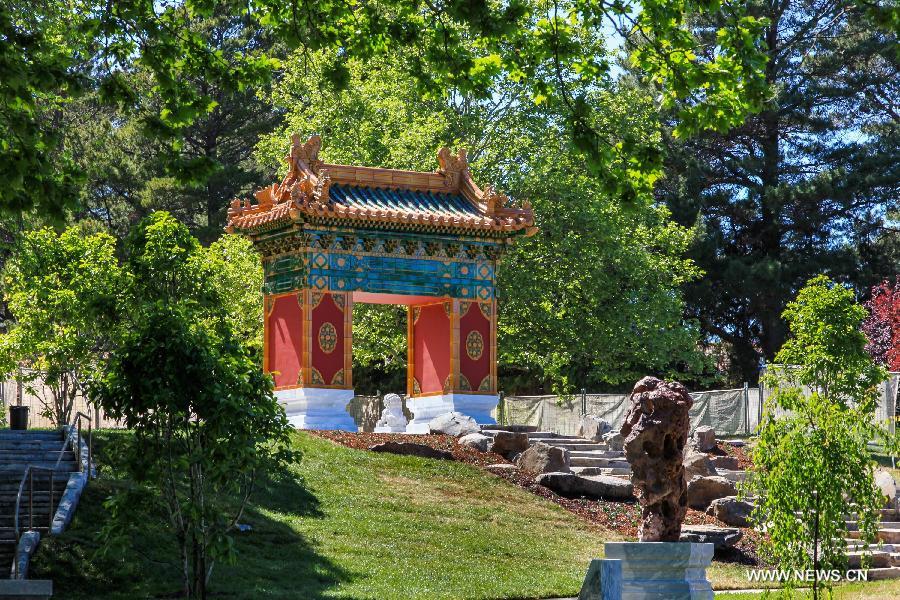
[581,388,586,416]
[743,382,750,436]
[758,366,766,431]
[498,391,505,426]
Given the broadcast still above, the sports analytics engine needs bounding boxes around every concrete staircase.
[0,430,77,575]
[840,508,900,579]
[520,432,632,476]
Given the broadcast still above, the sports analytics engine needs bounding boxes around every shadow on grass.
[31,460,353,599]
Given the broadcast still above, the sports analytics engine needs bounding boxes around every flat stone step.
[570,456,630,468]
[846,509,900,520]
[847,550,892,568]
[865,566,900,580]
[538,442,611,452]
[849,529,900,544]
[526,432,581,440]
[0,430,63,438]
[571,466,631,477]
[717,469,748,483]
[847,521,900,531]
[568,449,625,459]
[0,451,74,461]
[0,461,77,472]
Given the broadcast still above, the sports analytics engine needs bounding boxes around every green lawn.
[716,579,900,598]
[33,431,618,599]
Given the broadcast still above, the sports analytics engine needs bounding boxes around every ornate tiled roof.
[226,135,536,237]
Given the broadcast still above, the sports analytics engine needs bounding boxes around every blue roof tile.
[330,184,481,219]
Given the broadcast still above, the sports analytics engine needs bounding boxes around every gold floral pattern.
[466,330,484,360]
[318,322,337,354]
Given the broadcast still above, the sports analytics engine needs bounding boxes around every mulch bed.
[310,431,761,564]
[711,441,754,470]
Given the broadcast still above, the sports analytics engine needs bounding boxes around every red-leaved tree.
[864,279,900,371]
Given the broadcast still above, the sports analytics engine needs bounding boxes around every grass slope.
[33,431,616,599]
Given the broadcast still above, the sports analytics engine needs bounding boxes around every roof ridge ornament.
[288,133,323,175]
[436,147,468,188]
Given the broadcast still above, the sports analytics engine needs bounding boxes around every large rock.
[680,525,742,550]
[875,470,898,508]
[706,496,754,527]
[687,475,737,510]
[683,446,716,482]
[458,433,492,452]
[693,426,717,452]
[602,431,624,452]
[429,412,479,437]
[537,472,634,501]
[517,442,571,474]
[490,431,529,458]
[621,376,693,542]
[577,414,612,442]
[369,442,453,461]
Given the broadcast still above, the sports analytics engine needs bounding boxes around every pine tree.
[658,0,900,383]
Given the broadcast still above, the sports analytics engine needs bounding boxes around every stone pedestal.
[405,393,498,433]
[580,542,714,600]
[276,387,357,431]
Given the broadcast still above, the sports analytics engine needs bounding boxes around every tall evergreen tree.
[62,12,281,242]
[658,0,900,383]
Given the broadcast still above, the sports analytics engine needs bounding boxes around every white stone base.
[406,393,498,434]
[600,542,714,599]
[276,387,357,431]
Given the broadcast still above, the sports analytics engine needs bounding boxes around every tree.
[2,0,782,219]
[658,0,900,384]
[91,212,294,599]
[0,227,122,424]
[863,278,900,371]
[257,52,710,393]
[749,275,891,599]
[204,234,265,358]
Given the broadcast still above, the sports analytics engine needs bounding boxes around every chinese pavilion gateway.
[227,135,536,431]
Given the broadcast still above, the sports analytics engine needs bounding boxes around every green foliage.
[749,276,894,599]
[90,212,295,599]
[2,0,780,218]
[258,52,710,393]
[0,227,122,424]
[204,234,264,357]
[659,0,900,384]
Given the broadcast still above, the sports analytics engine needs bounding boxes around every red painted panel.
[353,292,446,305]
[414,303,451,394]
[311,293,346,386]
[268,294,303,388]
[459,302,492,392]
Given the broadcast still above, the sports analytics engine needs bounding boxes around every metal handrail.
[13,466,56,540]
[70,411,93,474]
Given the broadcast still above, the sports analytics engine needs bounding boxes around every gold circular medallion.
[319,322,338,354]
[466,330,484,360]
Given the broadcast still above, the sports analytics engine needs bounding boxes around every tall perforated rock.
[621,376,693,542]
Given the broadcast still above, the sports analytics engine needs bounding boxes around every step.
[528,437,603,446]
[571,466,632,476]
[847,550,892,568]
[846,509,900,521]
[537,442,612,452]
[569,456,631,468]
[0,430,63,439]
[849,529,900,544]
[847,521,900,531]
[0,451,74,461]
[864,566,900,580]
[0,461,77,472]
[717,469,748,483]
[526,432,580,440]
[568,450,625,459]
